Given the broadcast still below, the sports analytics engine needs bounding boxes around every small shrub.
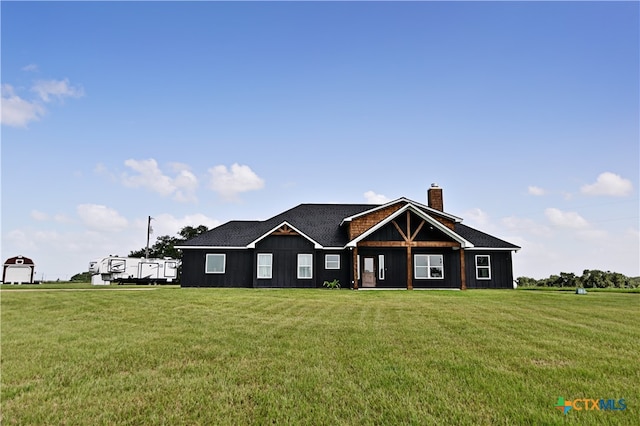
[323,279,340,289]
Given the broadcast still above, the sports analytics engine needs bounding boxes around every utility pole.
[145,216,153,259]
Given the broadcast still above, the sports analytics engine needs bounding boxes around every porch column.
[460,248,467,290]
[352,247,359,290]
[406,246,413,290]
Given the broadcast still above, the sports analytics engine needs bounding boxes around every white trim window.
[205,254,226,274]
[298,254,313,279]
[325,254,340,270]
[475,255,491,280]
[257,253,272,279]
[414,254,444,279]
[378,255,385,280]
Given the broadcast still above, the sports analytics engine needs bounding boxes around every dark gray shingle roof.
[454,223,520,250]
[180,201,520,250]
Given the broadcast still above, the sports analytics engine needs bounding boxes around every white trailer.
[89,256,180,285]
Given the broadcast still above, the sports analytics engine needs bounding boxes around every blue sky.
[2,1,638,280]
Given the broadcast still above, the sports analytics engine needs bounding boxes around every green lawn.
[1,288,638,425]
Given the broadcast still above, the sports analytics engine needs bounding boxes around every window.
[109,259,126,273]
[257,254,272,279]
[476,255,491,280]
[298,254,313,279]
[325,254,340,269]
[205,254,226,274]
[414,254,444,279]
[378,255,385,280]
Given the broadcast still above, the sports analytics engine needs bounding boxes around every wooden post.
[352,247,359,290]
[460,248,467,290]
[406,246,413,290]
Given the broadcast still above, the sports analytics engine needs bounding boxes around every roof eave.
[174,245,248,250]
[247,221,323,249]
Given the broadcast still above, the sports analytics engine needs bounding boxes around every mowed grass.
[1,288,638,425]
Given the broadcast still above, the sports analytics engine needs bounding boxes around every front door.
[362,257,376,287]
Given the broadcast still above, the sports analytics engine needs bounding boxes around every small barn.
[2,255,36,284]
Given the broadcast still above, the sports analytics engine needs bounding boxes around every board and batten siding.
[411,248,460,289]
[464,251,514,289]
[253,235,316,288]
[181,249,252,287]
[316,250,351,289]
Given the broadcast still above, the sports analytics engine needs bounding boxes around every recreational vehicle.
[89,256,180,285]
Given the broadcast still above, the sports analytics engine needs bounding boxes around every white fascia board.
[174,246,248,250]
[340,197,462,226]
[346,204,473,248]
[465,247,521,252]
[247,221,323,249]
[406,199,464,223]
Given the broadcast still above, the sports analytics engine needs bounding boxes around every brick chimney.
[427,183,443,211]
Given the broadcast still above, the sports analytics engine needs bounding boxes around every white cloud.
[2,77,84,128]
[173,170,199,202]
[5,229,38,252]
[528,186,546,196]
[463,207,492,229]
[122,158,176,196]
[31,210,49,221]
[581,172,633,197]
[31,78,84,103]
[576,228,609,241]
[77,204,129,232]
[22,64,39,72]
[544,207,589,229]
[626,227,640,240]
[364,190,391,204]
[121,158,199,202]
[208,163,265,200]
[1,84,46,127]
[53,214,72,223]
[502,216,552,238]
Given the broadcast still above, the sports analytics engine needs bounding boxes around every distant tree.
[516,270,637,289]
[610,272,631,288]
[581,269,609,288]
[129,225,209,259]
[179,225,209,240]
[70,271,93,282]
[515,276,538,287]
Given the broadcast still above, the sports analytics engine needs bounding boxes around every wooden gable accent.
[359,210,459,248]
[271,224,299,236]
[348,203,404,240]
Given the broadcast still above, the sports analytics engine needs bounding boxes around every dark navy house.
[177,185,520,289]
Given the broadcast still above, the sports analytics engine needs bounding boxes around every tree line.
[516,270,640,289]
